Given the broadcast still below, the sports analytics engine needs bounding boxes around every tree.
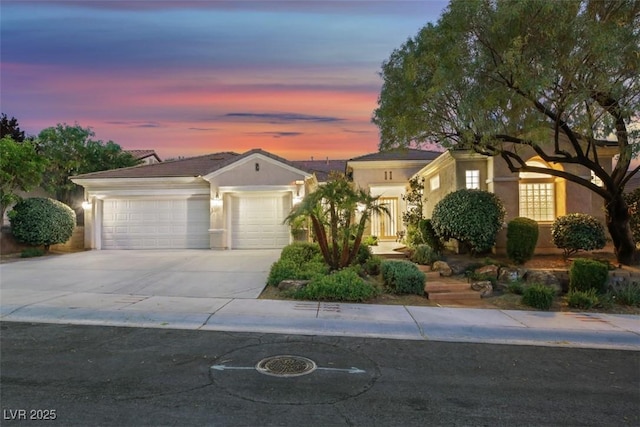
[38,124,140,207]
[0,114,26,142]
[8,197,75,251]
[0,137,47,224]
[373,0,639,264]
[285,173,389,271]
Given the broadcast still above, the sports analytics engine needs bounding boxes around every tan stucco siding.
[350,165,426,192]
[210,159,306,187]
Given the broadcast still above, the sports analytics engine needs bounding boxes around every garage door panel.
[102,198,210,249]
[231,194,290,249]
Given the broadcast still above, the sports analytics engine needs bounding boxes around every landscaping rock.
[432,261,453,277]
[498,267,527,283]
[474,265,499,280]
[524,270,563,294]
[471,280,493,298]
[278,280,309,292]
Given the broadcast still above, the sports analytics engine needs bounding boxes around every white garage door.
[102,198,210,249]
[231,193,291,249]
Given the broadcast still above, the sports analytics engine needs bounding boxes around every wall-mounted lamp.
[81,200,92,210]
[357,203,366,213]
[211,191,223,209]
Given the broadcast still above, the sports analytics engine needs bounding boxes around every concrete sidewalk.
[1,289,638,351]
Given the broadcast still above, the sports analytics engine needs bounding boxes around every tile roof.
[72,152,239,179]
[126,149,160,160]
[291,159,347,181]
[349,148,443,162]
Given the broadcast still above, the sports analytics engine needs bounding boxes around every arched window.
[519,160,555,221]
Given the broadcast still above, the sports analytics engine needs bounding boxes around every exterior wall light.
[81,201,92,210]
[211,192,223,208]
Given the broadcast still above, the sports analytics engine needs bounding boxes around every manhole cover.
[256,355,317,377]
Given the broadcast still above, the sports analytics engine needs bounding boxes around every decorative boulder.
[432,261,453,277]
[524,270,562,294]
[474,265,499,280]
[278,280,309,292]
[471,280,493,298]
[498,267,527,283]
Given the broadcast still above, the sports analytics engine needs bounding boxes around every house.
[126,149,162,165]
[71,149,313,250]
[346,149,442,241]
[412,143,619,254]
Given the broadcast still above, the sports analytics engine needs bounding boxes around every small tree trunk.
[605,196,636,265]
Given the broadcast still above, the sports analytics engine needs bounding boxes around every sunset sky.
[1,1,448,160]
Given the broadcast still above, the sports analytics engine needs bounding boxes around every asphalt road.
[1,322,638,427]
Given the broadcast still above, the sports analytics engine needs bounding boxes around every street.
[1,322,638,426]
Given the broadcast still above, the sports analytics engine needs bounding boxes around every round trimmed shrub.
[506,217,539,264]
[521,284,555,310]
[381,260,426,295]
[431,189,505,254]
[8,197,75,250]
[569,258,609,294]
[551,213,606,257]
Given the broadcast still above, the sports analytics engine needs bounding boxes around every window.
[430,175,440,190]
[384,171,393,181]
[465,170,480,189]
[519,160,555,221]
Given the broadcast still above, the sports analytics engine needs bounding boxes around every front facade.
[72,149,312,250]
[347,149,441,241]
[413,144,617,254]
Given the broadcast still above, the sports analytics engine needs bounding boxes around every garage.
[230,193,291,249]
[102,198,210,249]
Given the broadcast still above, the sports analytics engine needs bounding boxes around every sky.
[1,0,448,161]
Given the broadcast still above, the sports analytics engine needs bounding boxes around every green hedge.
[267,243,328,286]
[381,260,425,295]
[8,197,75,249]
[292,268,378,302]
[569,258,609,293]
[506,217,539,264]
[522,284,555,310]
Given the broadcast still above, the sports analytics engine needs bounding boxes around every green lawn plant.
[566,289,599,310]
[381,260,426,295]
[410,244,441,266]
[291,268,378,302]
[522,284,555,310]
[551,213,606,257]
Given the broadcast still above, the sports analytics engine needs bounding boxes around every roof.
[72,152,239,179]
[349,148,443,162]
[291,160,347,182]
[126,149,161,161]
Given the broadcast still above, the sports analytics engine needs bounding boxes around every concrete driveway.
[0,250,280,300]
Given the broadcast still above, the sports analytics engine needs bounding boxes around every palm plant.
[285,173,389,271]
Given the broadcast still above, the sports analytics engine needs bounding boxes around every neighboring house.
[71,149,313,250]
[126,149,162,165]
[291,158,348,183]
[346,149,442,241]
[412,143,619,254]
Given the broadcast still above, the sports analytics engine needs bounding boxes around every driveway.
[0,250,280,301]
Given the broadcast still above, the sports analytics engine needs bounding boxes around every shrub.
[506,281,525,295]
[8,198,75,250]
[410,244,441,265]
[522,284,555,310]
[293,268,377,302]
[280,242,321,264]
[613,283,640,307]
[506,217,539,264]
[20,247,46,258]
[569,258,609,294]
[363,255,382,276]
[566,289,599,310]
[362,235,378,246]
[354,244,372,266]
[551,213,606,257]
[381,260,426,295]
[431,189,505,254]
[405,223,424,247]
[623,188,640,245]
[266,257,328,286]
[418,219,444,253]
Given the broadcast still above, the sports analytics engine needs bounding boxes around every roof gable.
[204,149,311,181]
[349,148,443,162]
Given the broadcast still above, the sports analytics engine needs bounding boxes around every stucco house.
[412,143,619,254]
[71,149,314,250]
[346,149,441,241]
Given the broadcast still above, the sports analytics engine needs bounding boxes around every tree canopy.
[0,136,47,223]
[373,0,639,264]
[0,114,26,142]
[38,124,141,207]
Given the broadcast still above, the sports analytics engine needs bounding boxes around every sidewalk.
[1,290,639,351]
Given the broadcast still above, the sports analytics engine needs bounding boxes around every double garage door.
[102,194,291,250]
[102,198,210,249]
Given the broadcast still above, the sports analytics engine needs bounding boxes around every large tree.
[0,136,47,224]
[373,0,639,264]
[38,124,140,208]
[0,113,26,142]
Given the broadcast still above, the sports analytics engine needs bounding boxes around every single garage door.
[231,193,291,249]
[102,198,210,249]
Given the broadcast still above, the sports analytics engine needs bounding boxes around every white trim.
[219,185,295,193]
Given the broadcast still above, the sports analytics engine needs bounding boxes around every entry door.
[371,197,398,240]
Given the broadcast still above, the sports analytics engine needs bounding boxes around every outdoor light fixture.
[357,203,366,213]
[81,200,92,210]
[211,191,223,208]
